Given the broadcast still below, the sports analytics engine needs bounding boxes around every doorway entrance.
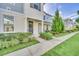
[28,21,33,33]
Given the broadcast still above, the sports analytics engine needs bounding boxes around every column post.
[24,16,28,32]
[41,19,44,32]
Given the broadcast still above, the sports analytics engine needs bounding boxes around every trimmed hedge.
[0,32,32,50]
[40,32,53,40]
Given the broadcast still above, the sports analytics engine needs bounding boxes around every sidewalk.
[5,32,78,56]
[35,37,47,43]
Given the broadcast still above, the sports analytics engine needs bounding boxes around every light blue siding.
[0,3,24,14]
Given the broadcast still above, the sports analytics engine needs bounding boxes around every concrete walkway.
[5,32,78,56]
[35,37,47,43]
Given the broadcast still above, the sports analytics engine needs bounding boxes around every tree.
[51,9,64,33]
[76,17,79,23]
[77,10,79,15]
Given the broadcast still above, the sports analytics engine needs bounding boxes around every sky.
[44,3,79,19]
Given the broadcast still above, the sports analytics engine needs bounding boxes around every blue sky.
[44,3,79,19]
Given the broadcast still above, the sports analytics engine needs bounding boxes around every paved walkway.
[35,37,47,43]
[5,32,78,56]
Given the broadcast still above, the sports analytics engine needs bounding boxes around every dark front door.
[28,21,33,33]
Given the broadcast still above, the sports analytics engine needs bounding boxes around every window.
[43,24,49,32]
[3,15,14,32]
[43,15,45,20]
[9,3,16,6]
[30,3,41,11]
[43,14,52,21]
[28,21,33,33]
[6,7,11,10]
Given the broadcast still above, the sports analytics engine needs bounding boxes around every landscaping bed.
[39,32,53,40]
[53,32,70,37]
[0,32,38,56]
[39,31,71,40]
[42,33,79,56]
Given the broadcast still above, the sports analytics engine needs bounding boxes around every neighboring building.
[43,12,52,32]
[64,18,76,30]
[0,3,52,36]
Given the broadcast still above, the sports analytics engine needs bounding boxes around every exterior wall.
[14,15,25,32]
[0,9,25,32]
[0,14,4,32]
[43,24,51,31]
[43,12,52,22]
[24,3,44,21]
[0,3,52,36]
[0,3,24,14]
[33,21,39,36]
[48,25,51,31]
[33,21,51,36]
[64,19,76,30]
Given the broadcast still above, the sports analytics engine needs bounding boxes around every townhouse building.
[0,3,52,36]
[64,18,76,30]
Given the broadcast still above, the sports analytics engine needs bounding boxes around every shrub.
[10,39,19,47]
[50,31,60,35]
[28,37,36,42]
[3,41,10,48]
[0,40,2,50]
[0,32,33,50]
[22,38,29,43]
[40,32,53,40]
[15,32,32,43]
[0,34,5,41]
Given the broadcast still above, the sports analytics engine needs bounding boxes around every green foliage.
[76,25,79,30]
[76,17,79,23]
[15,32,32,43]
[71,27,78,32]
[0,37,38,56]
[40,32,53,40]
[43,33,79,56]
[0,40,3,50]
[66,26,78,32]
[51,9,64,33]
[0,32,32,50]
[77,10,79,15]
[10,39,19,47]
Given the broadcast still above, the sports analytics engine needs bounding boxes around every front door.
[38,23,42,33]
[28,21,33,33]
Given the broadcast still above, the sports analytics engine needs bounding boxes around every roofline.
[44,11,52,17]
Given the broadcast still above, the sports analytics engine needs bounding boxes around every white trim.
[24,17,28,32]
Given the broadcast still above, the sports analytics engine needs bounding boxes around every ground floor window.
[44,24,49,32]
[28,21,33,33]
[3,15,14,32]
[46,25,49,31]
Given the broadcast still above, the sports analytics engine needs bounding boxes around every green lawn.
[42,33,79,56]
[0,39,38,56]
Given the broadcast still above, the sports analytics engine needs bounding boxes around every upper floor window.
[3,15,14,32]
[43,15,51,20]
[0,3,24,14]
[8,3,16,6]
[6,7,11,10]
[43,13,52,21]
[30,3,41,11]
[43,15,45,20]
